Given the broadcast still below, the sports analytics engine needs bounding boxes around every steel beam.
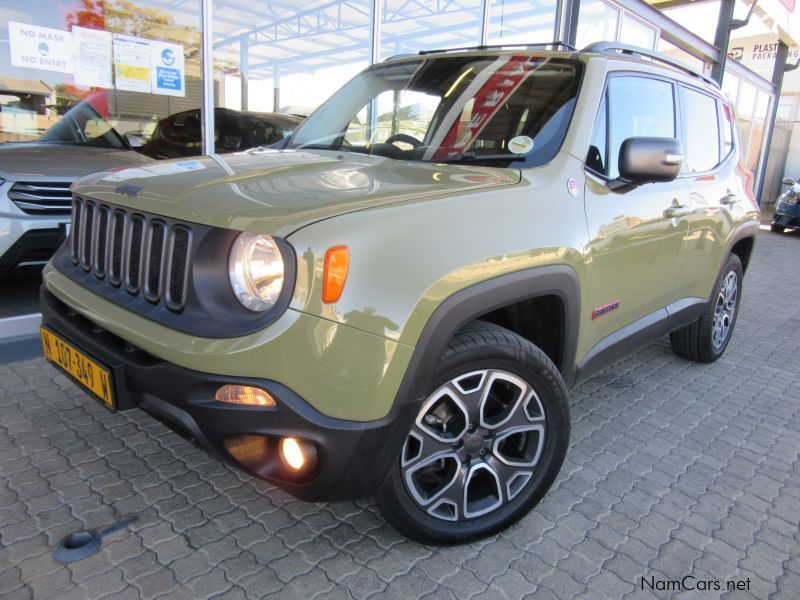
[611,0,719,64]
[710,0,736,84]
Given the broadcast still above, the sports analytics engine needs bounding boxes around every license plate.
[40,327,114,408]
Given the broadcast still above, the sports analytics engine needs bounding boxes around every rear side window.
[680,86,721,172]
[606,76,675,179]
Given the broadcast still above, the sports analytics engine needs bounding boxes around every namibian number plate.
[40,327,114,408]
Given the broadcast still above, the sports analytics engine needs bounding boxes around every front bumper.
[41,287,415,501]
[772,202,800,230]
[0,229,64,276]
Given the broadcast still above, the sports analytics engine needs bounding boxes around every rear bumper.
[40,287,414,501]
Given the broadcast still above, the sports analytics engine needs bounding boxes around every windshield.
[38,99,126,149]
[288,55,583,167]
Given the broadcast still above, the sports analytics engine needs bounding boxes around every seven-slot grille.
[9,181,73,215]
[70,196,191,311]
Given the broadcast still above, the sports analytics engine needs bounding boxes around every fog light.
[280,437,317,472]
[215,385,276,407]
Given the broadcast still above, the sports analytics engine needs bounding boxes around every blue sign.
[156,66,182,92]
[160,48,175,66]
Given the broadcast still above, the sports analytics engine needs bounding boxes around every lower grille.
[10,182,73,215]
[70,196,191,312]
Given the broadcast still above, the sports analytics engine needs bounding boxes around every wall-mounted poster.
[150,41,185,97]
[8,21,73,74]
[73,26,112,88]
[113,34,151,93]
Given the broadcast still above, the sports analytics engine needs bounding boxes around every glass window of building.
[618,14,657,49]
[486,0,558,46]
[0,0,202,153]
[576,0,620,48]
[745,90,771,174]
[379,0,482,60]
[212,0,372,152]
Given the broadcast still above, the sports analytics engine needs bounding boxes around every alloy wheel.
[712,270,738,350]
[400,369,546,522]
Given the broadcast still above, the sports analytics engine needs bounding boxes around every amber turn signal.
[322,245,349,303]
[215,385,276,407]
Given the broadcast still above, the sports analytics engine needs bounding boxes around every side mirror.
[609,137,683,193]
[782,177,795,186]
[124,132,145,149]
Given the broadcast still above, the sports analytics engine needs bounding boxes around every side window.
[607,76,675,179]
[681,86,721,172]
[586,95,607,175]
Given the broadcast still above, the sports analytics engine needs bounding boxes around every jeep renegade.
[39,42,760,544]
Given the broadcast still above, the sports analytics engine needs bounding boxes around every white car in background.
[0,100,153,277]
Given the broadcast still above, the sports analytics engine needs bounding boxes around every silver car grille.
[70,196,192,311]
[9,182,73,215]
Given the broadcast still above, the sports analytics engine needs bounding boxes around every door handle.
[720,193,739,206]
[664,204,692,218]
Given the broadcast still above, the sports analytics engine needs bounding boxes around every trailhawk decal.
[592,300,620,320]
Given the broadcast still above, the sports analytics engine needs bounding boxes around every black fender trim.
[397,265,581,403]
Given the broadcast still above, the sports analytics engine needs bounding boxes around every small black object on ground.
[52,515,139,563]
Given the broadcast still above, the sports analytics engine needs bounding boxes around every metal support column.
[240,39,248,111]
[755,41,790,205]
[369,0,381,65]
[710,0,735,84]
[200,0,215,155]
[367,0,382,140]
[560,0,580,47]
[273,66,280,113]
[479,0,490,46]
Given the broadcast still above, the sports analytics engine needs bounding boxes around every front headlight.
[228,232,284,312]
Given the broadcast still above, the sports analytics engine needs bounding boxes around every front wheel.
[375,322,570,544]
[670,254,743,363]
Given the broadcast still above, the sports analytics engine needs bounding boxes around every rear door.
[583,73,690,348]
[677,85,739,301]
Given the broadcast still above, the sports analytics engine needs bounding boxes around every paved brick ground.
[2,228,800,599]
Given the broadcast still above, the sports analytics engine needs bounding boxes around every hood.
[72,149,522,237]
[0,143,153,180]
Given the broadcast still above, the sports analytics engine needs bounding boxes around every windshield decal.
[430,56,546,161]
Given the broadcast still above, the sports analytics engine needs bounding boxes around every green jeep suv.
[40,42,760,543]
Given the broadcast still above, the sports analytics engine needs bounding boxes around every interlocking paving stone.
[2,229,800,598]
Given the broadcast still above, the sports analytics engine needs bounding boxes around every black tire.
[670,254,743,363]
[771,224,785,233]
[375,321,570,544]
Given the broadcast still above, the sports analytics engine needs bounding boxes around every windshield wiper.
[438,151,527,163]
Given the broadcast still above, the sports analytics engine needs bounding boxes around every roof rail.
[581,42,717,88]
[418,42,576,56]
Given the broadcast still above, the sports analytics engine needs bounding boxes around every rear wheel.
[670,254,743,363]
[376,322,569,544]
[771,224,785,233]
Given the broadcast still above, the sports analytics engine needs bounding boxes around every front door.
[582,74,690,350]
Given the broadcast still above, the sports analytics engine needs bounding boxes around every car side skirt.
[574,297,707,385]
